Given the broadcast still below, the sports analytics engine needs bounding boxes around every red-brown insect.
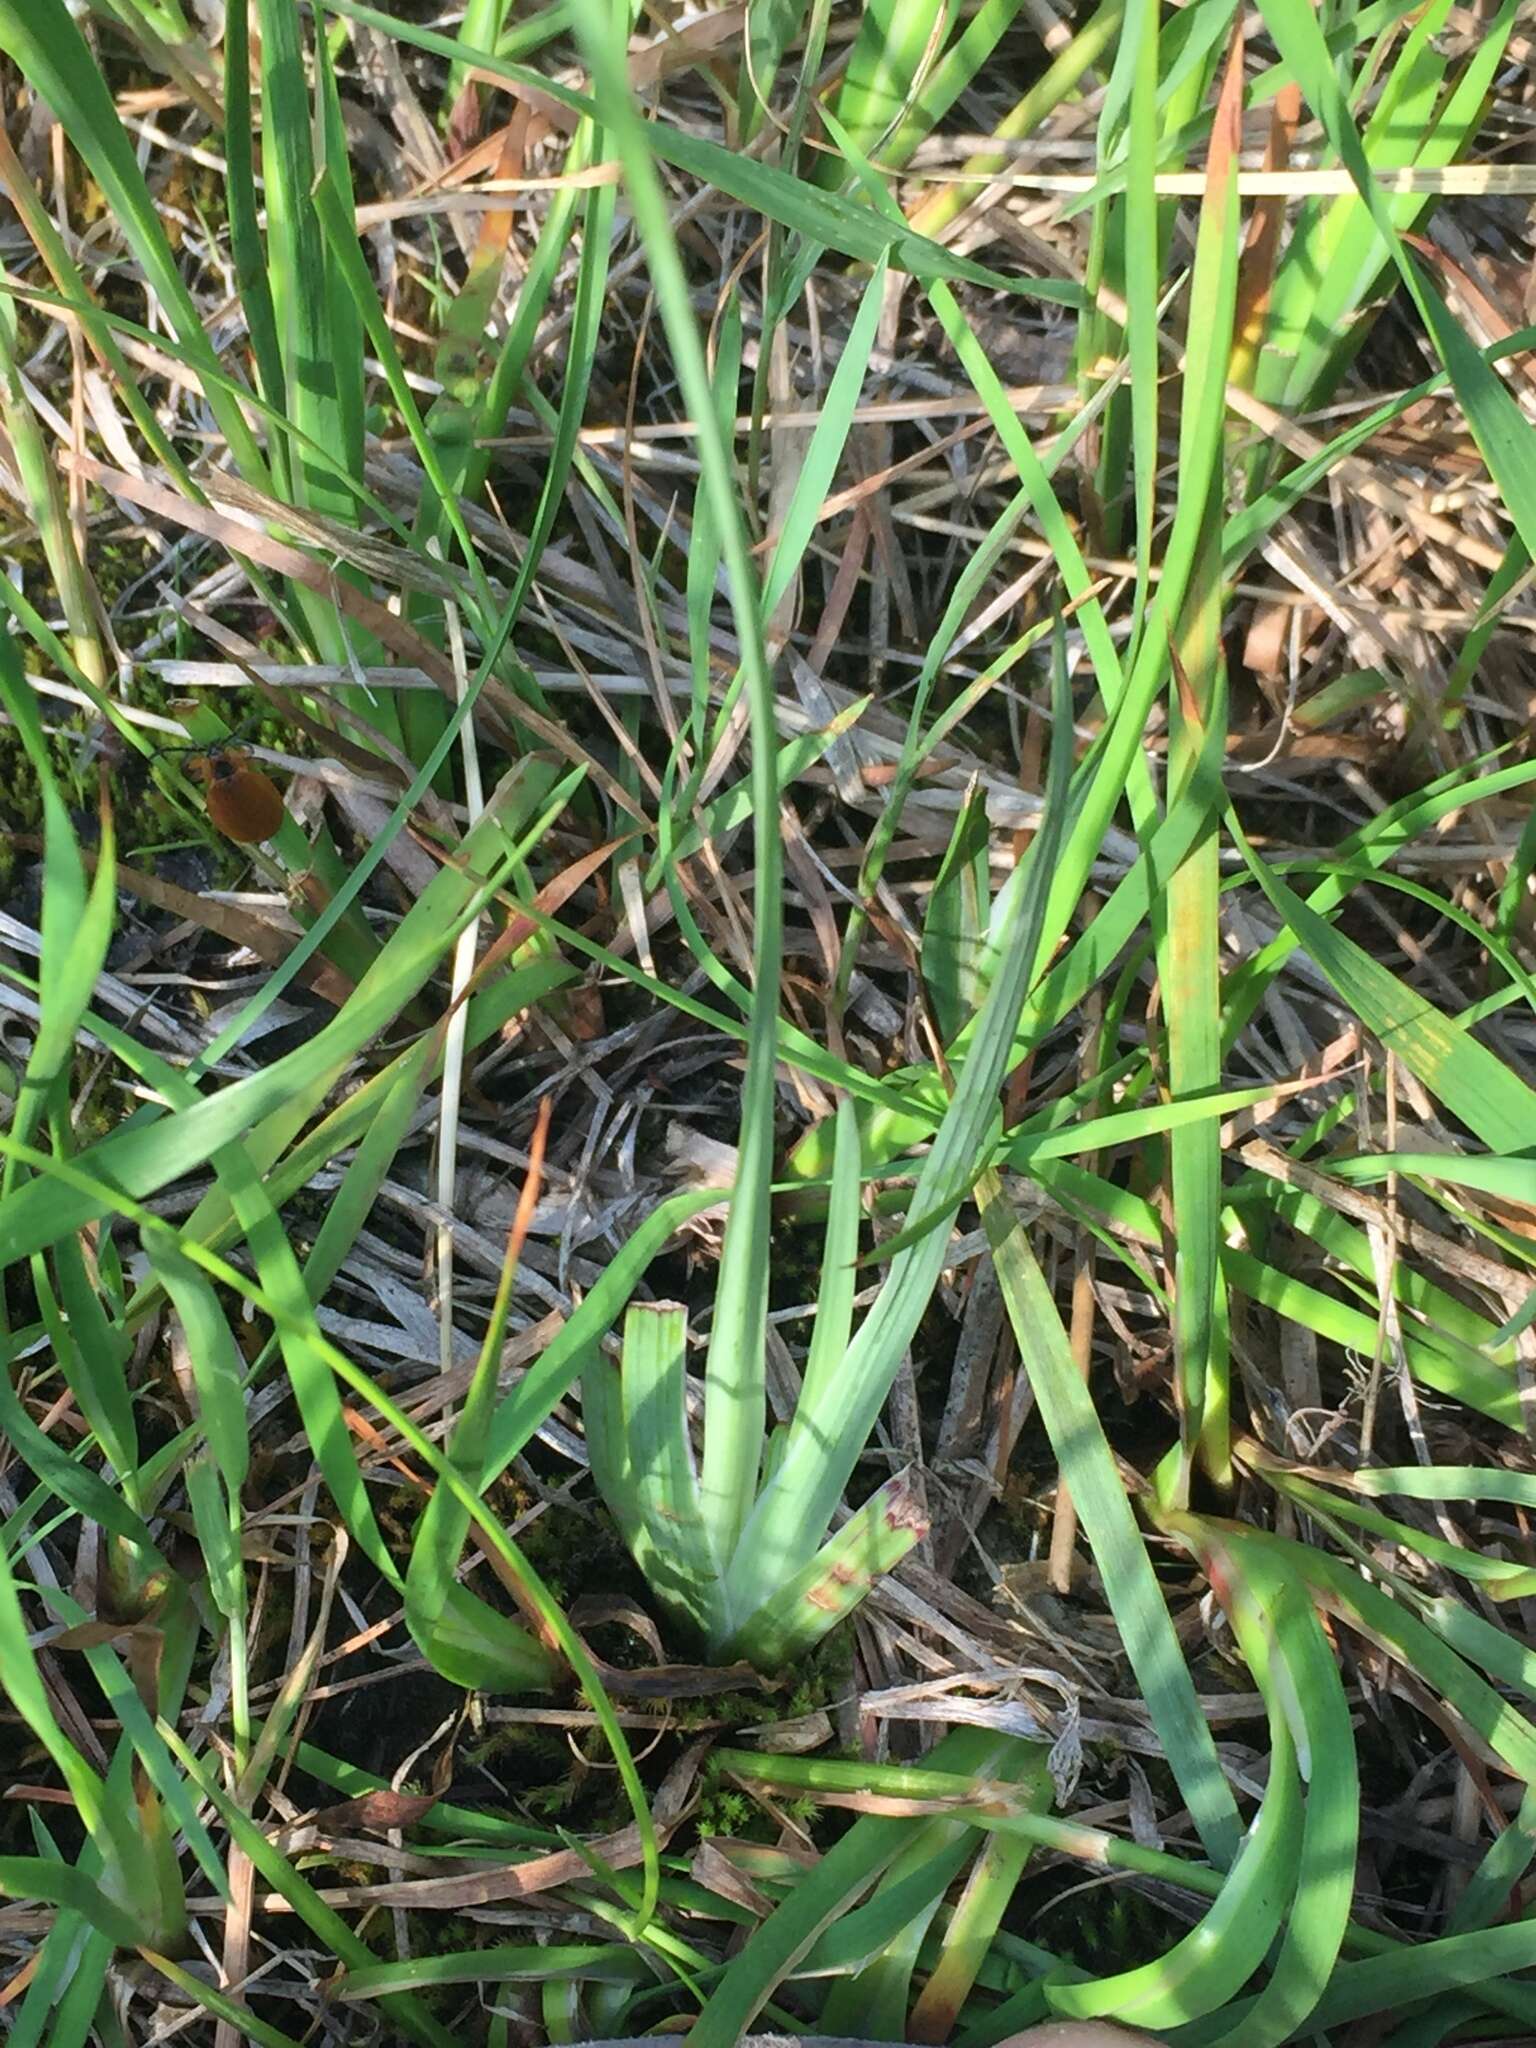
[191,745,286,844]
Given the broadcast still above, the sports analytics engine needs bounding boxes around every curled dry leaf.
[309,1790,440,1833]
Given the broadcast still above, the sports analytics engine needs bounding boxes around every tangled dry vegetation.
[5,0,1536,2042]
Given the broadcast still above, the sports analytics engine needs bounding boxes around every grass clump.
[3,0,1536,2041]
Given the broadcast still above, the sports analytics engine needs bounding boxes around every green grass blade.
[1156,31,1243,1486]
[760,254,889,623]
[406,1200,559,1690]
[1172,1524,1357,2046]
[0,638,114,1170]
[0,1859,143,1951]
[483,1188,723,1481]
[831,0,948,166]
[691,1730,1010,2047]
[336,1943,653,1999]
[141,1236,249,1494]
[0,0,267,480]
[258,0,361,530]
[907,1789,1045,2040]
[45,1242,136,1491]
[728,1471,928,1667]
[0,768,556,1259]
[794,1096,864,1419]
[560,0,784,1590]
[1230,814,1536,1152]
[621,1303,719,1631]
[1049,1697,1298,2027]
[1255,0,1536,564]
[921,787,992,1046]
[157,1726,460,2048]
[980,1171,1242,1867]
[721,637,1075,1632]
[0,1340,160,1557]
[319,0,1080,303]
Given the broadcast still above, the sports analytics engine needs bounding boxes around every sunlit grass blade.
[4,1912,111,2048]
[0,1858,143,1951]
[906,1784,1047,2042]
[1165,1521,1357,2047]
[793,1096,863,1418]
[320,0,1081,302]
[1048,1700,1298,2027]
[0,0,267,480]
[829,0,947,169]
[621,1303,719,1625]
[0,637,115,1177]
[980,1169,1241,1866]
[558,0,783,1594]
[881,0,1030,173]
[1156,25,1243,1488]
[0,1337,160,1560]
[1256,0,1536,566]
[921,787,992,1047]
[406,1174,560,1691]
[334,1943,656,2001]
[1230,813,1536,1152]
[905,1,1125,243]
[44,1242,137,1498]
[0,1539,174,1947]
[158,1725,460,2048]
[818,1834,983,2038]
[720,634,1075,1635]
[691,1730,1022,2048]
[760,253,889,624]
[730,1471,928,1668]
[482,1187,723,1481]
[0,297,101,687]
[0,764,562,1259]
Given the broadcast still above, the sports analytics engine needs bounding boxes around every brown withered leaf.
[310,1789,440,1834]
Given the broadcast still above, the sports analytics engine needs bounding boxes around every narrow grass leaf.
[980,1171,1242,1866]
[0,1859,142,1950]
[761,255,889,623]
[921,787,992,1046]
[0,1319,157,1554]
[621,1303,719,1632]
[335,1944,654,1999]
[1255,0,1536,564]
[0,769,552,1259]
[691,1730,1008,2048]
[1170,1523,1357,2048]
[406,1196,559,1690]
[141,1235,248,1494]
[319,0,1081,303]
[722,639,1075,1630]
[1231,816,1536,1152]
[794,1096,864,1419]
[730,1470,928,1667]
[1048,1687,1297,2026]
[0,0,267,479]
[563,0,785,1590]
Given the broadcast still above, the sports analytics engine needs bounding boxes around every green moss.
[517,1496,633,1610]
[1026,1871,1175,1976]
[695,1783,821,1844]
[0,717,46,832]
[694,1785,753,1839]
[69,1045,129,1141]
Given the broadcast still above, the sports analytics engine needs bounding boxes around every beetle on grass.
[188,742,286,843]
[154,722,287,844]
